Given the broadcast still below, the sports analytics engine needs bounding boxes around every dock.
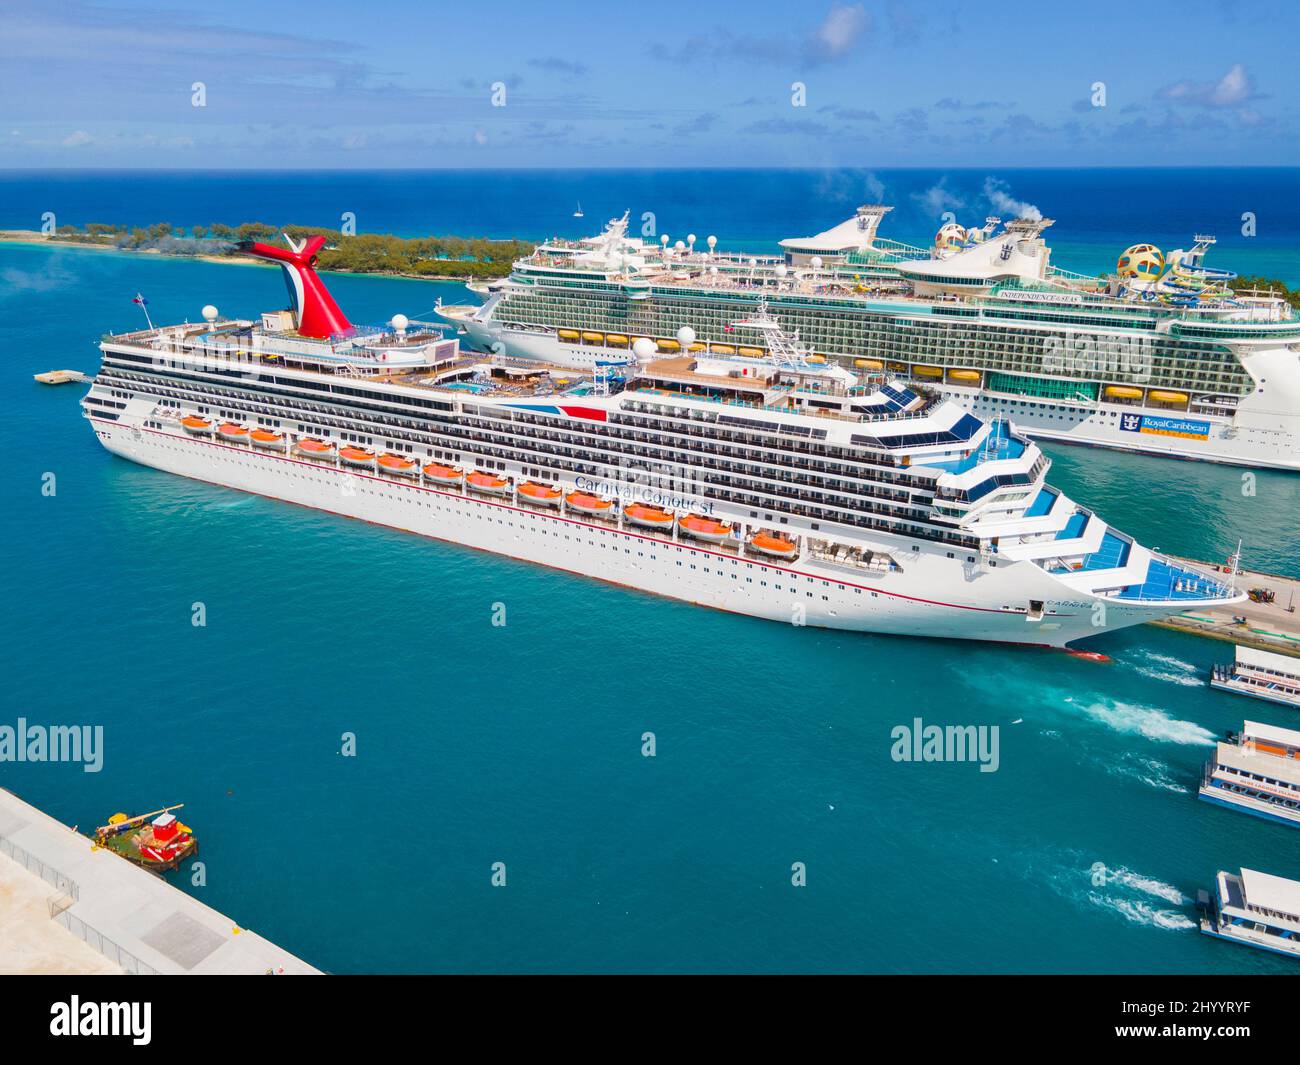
[0,788,319,975]
[1151,558,1300,660]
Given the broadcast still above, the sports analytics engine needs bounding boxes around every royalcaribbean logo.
[1119,413,1210,440]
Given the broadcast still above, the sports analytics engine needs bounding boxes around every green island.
[1229,275,1300,310]
[34,221,535,280]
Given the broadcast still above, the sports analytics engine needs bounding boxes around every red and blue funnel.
[237,234,352,339]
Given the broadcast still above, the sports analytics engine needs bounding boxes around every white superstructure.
[82,238,1244,647]
[440,209,1300,470]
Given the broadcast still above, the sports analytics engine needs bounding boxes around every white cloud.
[1159,64,1257,110]
[808,3,869,62]
[61,129,92,147]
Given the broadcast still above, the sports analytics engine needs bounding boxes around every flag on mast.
[132,292,154,330]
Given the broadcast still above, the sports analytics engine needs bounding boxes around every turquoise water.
[2,182,1299,972]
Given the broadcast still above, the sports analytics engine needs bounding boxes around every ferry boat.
[1199,721,1300,827]
[80,231,1245,646]
[1211,645,1300,709]
[439,207,1300,470]
[1198,867,1300,960]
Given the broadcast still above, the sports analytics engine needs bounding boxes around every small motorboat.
[422,462,464,485]
[566,490,613,516]
[339,446,376,468]
[466,470,511,495]
[217,421,250,442]
[180,415,213,435]
[249,428,286,449]
[749,531,798,559]
[624,503,674,530]
[94,804,197,874]
[518,481,562,506]
[295,437,335,458]
[678,514,734,543]
[377,452,417,476]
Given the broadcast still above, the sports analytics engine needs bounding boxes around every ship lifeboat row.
[677,515,735,543]
[339,446,376,468]
[249,428,286,450]
[748,532,798,559]
[565,491,613,516]
[180,415,213,435]
[217,421,249,442]
[423,463,464,485]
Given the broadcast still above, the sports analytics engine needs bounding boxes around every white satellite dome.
[674,240,685,251]
[775,264,788,278]
[810,256,823,270]
[391,313,409,332]
[632,337,656,360]
[202,304,218,322]
[676,326,696,347]
[706,235,717,249]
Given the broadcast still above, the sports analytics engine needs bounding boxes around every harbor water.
[2,168,1298,973]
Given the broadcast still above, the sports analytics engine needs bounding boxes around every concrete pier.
[0,788,320,975]
[1152,559,1300,659]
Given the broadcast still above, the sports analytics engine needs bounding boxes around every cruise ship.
[440,207,1300,470]
[1199,720,1300,828]
[81,232,1243,646]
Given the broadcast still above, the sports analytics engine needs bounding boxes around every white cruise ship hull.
[89,418,1178,648]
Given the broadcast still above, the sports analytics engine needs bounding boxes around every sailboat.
[573,200,584,219]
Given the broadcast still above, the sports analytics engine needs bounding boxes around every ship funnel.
[235,234,352,339]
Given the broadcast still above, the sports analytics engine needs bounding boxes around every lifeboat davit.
[249,428,286,449]
[377,453,417,476]
[749,531,798,559]
[217,422,249,442]
[466,470,511,495]
[422,463,464,485]
[624,503,674,530]
[339,446,376,468]
[565,491,612,516]
[678,514,735,543]
[296,437,335,458]
[180,415,213,435]
[518,481,562,506]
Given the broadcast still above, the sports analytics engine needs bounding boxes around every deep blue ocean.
[2,169,1299,973]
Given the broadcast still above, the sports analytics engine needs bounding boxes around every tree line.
[47,221,535,279]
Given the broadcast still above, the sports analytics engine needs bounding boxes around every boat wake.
[1130,650,1204,689]
[1040,856,1195,931]
[1073,697,1215,747]
[1101,753,1190,795]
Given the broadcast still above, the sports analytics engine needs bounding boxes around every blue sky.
[1,0,1296,168]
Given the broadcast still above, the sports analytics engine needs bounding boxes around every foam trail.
[1078,699,1215,746]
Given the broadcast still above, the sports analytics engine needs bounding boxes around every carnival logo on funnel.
[236,233,352,339]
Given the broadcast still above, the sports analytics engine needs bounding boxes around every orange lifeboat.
[518,481,562,506]
[249,428,285,449]
[466,470,511,495]
[565,491,613,516]
[749,531,798,559]
[624,503,674,530]
[180,415,213,435]
[338,446,376,468]
[422,462,464,485]
[295,437,335,458]
[678,514,735,543]
[377,453,417,476]
[216,421,249,442]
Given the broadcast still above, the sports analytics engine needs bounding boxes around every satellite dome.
[632,337,656,360]
[391,313,409,332]
[775,264,788,278]
[202,304,218,322]
[706,235,717,249]
[809,256,823,270]
[1117,243,1165,282]
[935,223,967,252]
[676,326,696,347]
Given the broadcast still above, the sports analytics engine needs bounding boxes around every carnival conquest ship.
[440,207,1300,470]
[83,233,1243,646]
